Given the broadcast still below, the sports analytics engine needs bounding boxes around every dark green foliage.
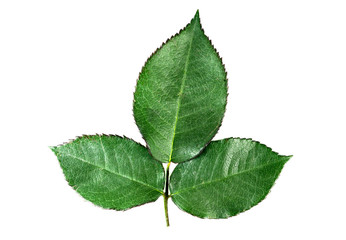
[51,135,164,210]
[133,11,227,163]
[51,10,290,225]
[170,138,291,218]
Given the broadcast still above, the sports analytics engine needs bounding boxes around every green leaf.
[51,135,165,210]
[170,138,291,219]
[133,10,227,163]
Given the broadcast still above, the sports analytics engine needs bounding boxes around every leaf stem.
[164,162,171,227]
[164,194,169,227]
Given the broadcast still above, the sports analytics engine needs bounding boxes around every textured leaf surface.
[170,138,291,218]
[133,11,227,163]
[51,135,165,210]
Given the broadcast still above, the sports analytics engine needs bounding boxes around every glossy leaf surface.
[51,135,164,210]
[170,138,291,218]
[133,11,227,163]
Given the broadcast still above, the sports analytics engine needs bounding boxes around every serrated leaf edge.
[132,10,229,164]
[50,134,165,196]
[170,137,292,219]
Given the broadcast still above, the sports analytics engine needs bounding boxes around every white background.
[1,0,345,239]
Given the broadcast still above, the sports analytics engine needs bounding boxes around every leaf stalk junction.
[164,161,171,226]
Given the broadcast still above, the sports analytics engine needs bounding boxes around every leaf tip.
[49,146,58,154]
[194,9,200,22]
[282,155,293,163]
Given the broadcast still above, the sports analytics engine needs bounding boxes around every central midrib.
[170,158,288,196]
[60,151,164,194]
[168,19,198,162]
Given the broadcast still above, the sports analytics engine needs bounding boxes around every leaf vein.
[168,18,199,162]
[59,151,163,194]
[171,159,287,196]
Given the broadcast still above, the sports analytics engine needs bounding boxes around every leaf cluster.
[51,10,291,226]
